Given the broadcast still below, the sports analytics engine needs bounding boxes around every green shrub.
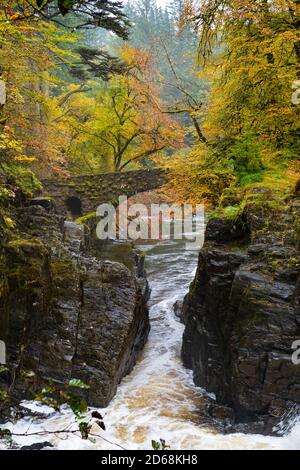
[2,163,42,198]
[227,133,264,185]
[239,172,263,186]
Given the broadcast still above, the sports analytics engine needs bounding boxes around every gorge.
[0,0,299,454]
[0,178,299,450]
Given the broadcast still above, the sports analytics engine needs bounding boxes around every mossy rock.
[50,258,74,283]
[6,238,45,255]
[50,258,78,301]
[6,245,49,292]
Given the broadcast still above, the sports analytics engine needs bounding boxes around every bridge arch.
[65,196,82,219]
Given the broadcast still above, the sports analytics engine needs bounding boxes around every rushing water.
[3,227,300,450]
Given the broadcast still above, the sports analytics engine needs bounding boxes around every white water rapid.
[2,225,300,450]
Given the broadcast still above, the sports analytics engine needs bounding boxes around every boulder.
[20,442,54,450]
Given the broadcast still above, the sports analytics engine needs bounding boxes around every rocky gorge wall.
[0,200,150,408]
[181,183,300,430]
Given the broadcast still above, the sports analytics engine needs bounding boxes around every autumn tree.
[190,0,299,146]
[0,0,80,200]
[182,0,300,182]
[158,0,300,205]
[0,0,133,183]
[60,46,184,173]
[123,0,205,124]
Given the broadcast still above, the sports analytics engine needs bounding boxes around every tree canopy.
[6,1,130,38]
[0,0,299,208]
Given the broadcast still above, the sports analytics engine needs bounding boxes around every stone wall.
[40,169,168,217]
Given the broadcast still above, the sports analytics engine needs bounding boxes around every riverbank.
[182,183,300,432]
[1,217,300,449]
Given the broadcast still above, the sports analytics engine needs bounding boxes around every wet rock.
[209,404,235,424]
[225,419,268,436]
[182,193,300,426]
[0,205,150,408]
[71,259,150,406]
[20,441,54,450]
[205,217,248,243]
[63,220,85,253]
[274,267,299,283]
[173,300,183,320]
[268,399,288,418]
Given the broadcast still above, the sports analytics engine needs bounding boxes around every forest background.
[0,0,299,216]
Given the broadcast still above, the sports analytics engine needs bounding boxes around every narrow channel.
[6,227,300,450]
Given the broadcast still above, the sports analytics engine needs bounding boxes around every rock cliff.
[0,201,150,408]
[181,185,300,429]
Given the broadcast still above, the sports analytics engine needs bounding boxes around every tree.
[6,1,130,38]
[60,46,184,172]
[0,0,80,187]
[119,0,208,143]
[159,0,300,205]
[191,0,300,67]
[69,47,126,82]
[184,0,300,156]
[157,39,208,145]
[0,0,134,180]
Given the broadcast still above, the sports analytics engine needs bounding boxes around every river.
[3,224,300,450]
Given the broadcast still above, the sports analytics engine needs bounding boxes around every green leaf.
[0,428,11,439]
[151,438,170,450]
[68,378,90,389]
[20,369,36,379]
[0,389,9,401]
[160,438,170,450]
[66,392,88,417]
[79,421,91,440]
[151,440,160,450]
[41,384,56,395]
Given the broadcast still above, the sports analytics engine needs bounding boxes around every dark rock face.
[0,204,149,407]
[20,442,54,450]
[182,190,300,426]
[71,258,149,406]
[205,216,249,243]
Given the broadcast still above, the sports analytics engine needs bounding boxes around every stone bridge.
[39,168,168,218]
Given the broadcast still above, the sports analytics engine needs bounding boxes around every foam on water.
[3,228,300,450]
